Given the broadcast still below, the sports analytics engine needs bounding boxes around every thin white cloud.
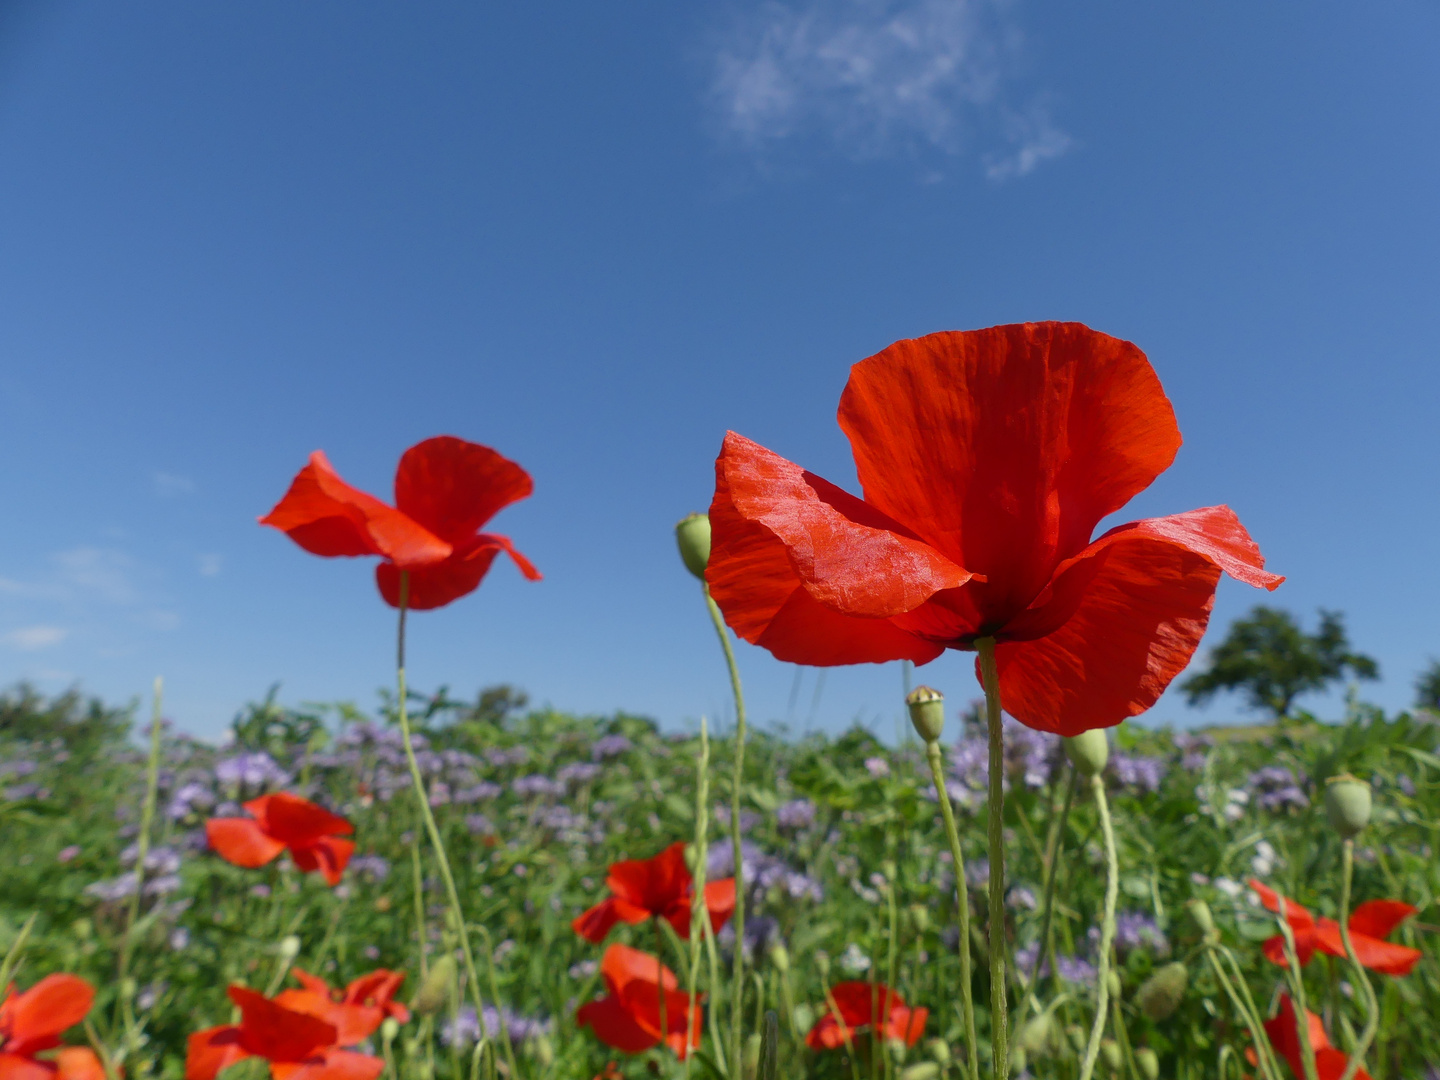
[197,554,223,577]
[152,472,195,497]
[983,103,1073,181]
[52,547,138,604]
[2,625,67,651]
[710,0,1069,175]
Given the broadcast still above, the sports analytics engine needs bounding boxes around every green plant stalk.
[656,918,670,1054]
[411,841,430,980]
[884,869,899,1080]
[116,676,164,1070]
[823,984,862,1080]
[476,925,524,1075]
[923,741,980,1080]
[687,716,711,1080]
[1109,986,1140,1080]
[703,582,747,1077]
[0,913,37,993]
[393,573,519,1080]
[1276,896,1320,1080]
[1077,773,1118,1080]
[704,911,730,1076]
[1336,840,1379,1080]
[974,637,1008,1080]
[1206,948,1281,1080]
[1013,766,1079,1036]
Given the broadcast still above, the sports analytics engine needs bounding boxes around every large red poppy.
[0,974,105,1080]
[806,982,928,1051]
[206,793,356,887]
[186,986,384,1080]
[1250,881,1421,977]
[274,969,409,1046]
[1263,994,1370,1080]
[572,842,737,943]
[706,323,1282,735]
[575,946,700,1059]
[260,436,540,610]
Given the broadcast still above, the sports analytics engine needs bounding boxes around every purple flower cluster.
[1245,765,1310,812]
[1013,941,1097,986]
[486,746,530,768]
[940,717,1062,810]
[776,798,816,831]
[1108,752,1167,794]
[708,840,822,903]
[1173,732,1213,772]
[512,774,566,799]
[215,751,291,791]
[591,735,632,761]
[442,1005,551,1048]
[557,762,602,785]
[1088,911,1169,956]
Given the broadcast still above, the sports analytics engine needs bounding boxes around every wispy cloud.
[983,103,1073,181]
[2,625,67,651]
[152,471,195,497]
[52,547,138,604]
[709,0,1069,176]
[197,554,223,577]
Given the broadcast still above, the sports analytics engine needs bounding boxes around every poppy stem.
[656,919,670,1053]
[702,582,747,1076]
[974,637,1008,1080]
[1077,773,1118,1080]
[687,717,711,1079]
[1335,839,1379,1080]
[1275,896,1321,1080]
[116,675,163,1071]
[1012,765,1078,1040]
[393,571,522,1080]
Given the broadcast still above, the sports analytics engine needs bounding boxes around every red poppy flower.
[806,982,928,1050]
[1250,880,1421,976]
[186,986,384,1080]
[1263,994,1370,1080]
[573,842,737,943]
[0,974,105,1080]
[706,323,1282,736]
[260,436,541,610]
[575,945,700,1059]
[206,793,356,887]
[274,969,409,1046]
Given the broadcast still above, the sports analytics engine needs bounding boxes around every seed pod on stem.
[1324,774,1372,839]
[906,686,946,743]
[675,513,712,580]
[1063,728,1109,777]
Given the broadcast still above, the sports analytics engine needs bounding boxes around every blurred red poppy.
[575,945,700,1059]
[1250,880,1421,976]
[206,793,356,887]
[0,974,106,1080]
[1263,994,1370,1080]
[275,969,409,1045]
[261,436,540,610]
[706,323,1282,736]
[187,986,384,1080]
[573,842,736,943]
[806,982,927,1050]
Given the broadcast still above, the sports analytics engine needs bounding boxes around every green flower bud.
[925,1038,951,1066]
[1106,970,1122,1000]
[1135,962,1188,1021]
[907,687,946,743]
[380,1017,401,1044]
[768,942,790,973]
[793,1003,816,1037]
[1066,1025,1087,1053]
[278,935,302,961]
[1135,1047,1159,1080]
[1325,774,1372,839]
[1187,898,1216,938]
[675,513,712,580]
[744,1033,762,1080]
[1017,1013,1056,1056]
[533,1035,555,1067]
[1100,1039,1122,1073]
[1009,1049,1027,1076]
[1064,729,1109,777]
[902,1064,940,1080]
[412,955,458,1016]
[909,904,931,935]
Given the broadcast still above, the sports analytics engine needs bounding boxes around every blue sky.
[1,1,1437,740]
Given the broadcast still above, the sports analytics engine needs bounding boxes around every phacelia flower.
[206,793,355,887]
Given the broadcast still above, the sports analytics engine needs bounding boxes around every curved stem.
[925,741,981,1080]
[1077,774,1118,1080]
[703,583,747,1075]
[1276,896,1320,1080]
[974,638,1008,1080]
[394,573,520,1080]
[687,717,711,1078]
[117,677,163,1070]
[1336,839,1379,1080]
[1013,766,1078,1036]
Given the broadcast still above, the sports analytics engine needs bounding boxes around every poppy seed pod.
[412,955,457,1016]
[675,513,712,580]
[793,1003,816,1037]
[925,1038,950,1066]
[769,942,790,973]
[1018,1013,1056,1056]
[1135,1047,1159,1080]
[1009,1049,1027,1076]
[1325,773,1372,839]
[902,1064,940,1080]
[906,687,946,743]
[1186,898,1219,943]
[744,1033,762,1080]
[1064,728,1109,776]
[278,935,302,961]
[1106,970,1122,1000]
[1135,962,1188,1021]
[1066,1025,1087,1053]
[380,1017,400,1045]
[908,904,931,934]
[1100,1039,1123,1073]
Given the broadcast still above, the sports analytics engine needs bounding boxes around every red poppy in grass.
[806,982,927,1050]
[1262,994,1370,1080]
[274,969,409,1045]
[260,436,541,610]
[206,793,356,887]
[0,974,106,1080]
[706,323,1283,736]
[573,842,737,943]
[1250,880,1421,976]
[186,986,384,1080]
[575,945,700,1059]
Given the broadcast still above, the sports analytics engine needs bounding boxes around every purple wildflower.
[1109,752,1166,794]
[776,799,816,831]
[591,735,632,761]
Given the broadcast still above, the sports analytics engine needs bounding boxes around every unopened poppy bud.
[1100,1039,1122,1073]
[1325,774,1372,839]
[909,904,931,934]
[1187,898,1216,938]
[901,1064,940,1080]
[906,687,946,743]
[743,1033,762,1080]
[1135,1047,1159,1080]
[1063,728,1109,777]
[1018,1014,1055,1056]
[1066,1025,1087,1053]
[925,1038,950,1066]
[278,935,302,960]
[412,955,457,1016]
[380,1017,401,1044]
[1009,1049,1027,1076]
[120,978,138,1002]
[769,942,790,973]
[1106,970,1122,1000]
[675,513,712,580]
[1135,962,1188,1021]
[793,1003,816,1037]
[534,1036,555,1068]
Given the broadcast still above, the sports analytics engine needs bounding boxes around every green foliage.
[0,683,132,758]
[1182,607,1378,718]
[1414,659,1440,713]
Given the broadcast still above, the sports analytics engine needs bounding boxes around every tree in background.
[1182,607,1378,720]
[1416,660,1440,714]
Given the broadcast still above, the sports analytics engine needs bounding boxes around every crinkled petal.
[838,323,1182,625]
[260,452,451,569]
[1315,1048,1370,1080]
[576,996,657,1055]
[1347,900,1416,941]
[374,533,538,611]
[244,794,353,848]
[289,837,355,888]
[229,987,337,1062]
[1311,924,1423,976]
[702,879,736,933]
[1,976,94,1045]
[1250,882,1316,929]
[393,437,534,545]
[600,946,678,995]
[185,1026,250,1080]
[1262,931,1318,968]
[606,843,690,917]
[572,899,626,944]
[289,970,333,997]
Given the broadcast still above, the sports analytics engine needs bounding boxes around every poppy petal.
[1311,924,1423,976]
[702,878,736,933]
[343,971,405,1011]
[1347,900,1416,941]
[229,986,337,1062]
[1314,1048,1371,1080]
[619,981,698,1054]
[1,975,94,1045]
[885,1005,928,1046]
[0,1054,54,1080]
[988,535,1224,734]
[1262,930,1318,968]
[606,843,690,916]
[600,945,679,995]
[838,323,1182,625]
[707,459,943,666]
[272,1050,386,1080]
[290,970,333,997]
[245,793,353,847]
[260,452,452,569]
[185,1026,250,1080]
[393,437,534,545]
[716,432,973,618]
[53,1049,105,1080]
[576,996,658,1054]
[572,899,626,944]
[308,837,357,887]
[805,1015,848,1051]
[374,532,541,611]
[1249,882,1316,929]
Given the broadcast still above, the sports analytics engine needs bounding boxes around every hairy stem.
[1336,840,1379,1080]
[1014,766,1079,1035]
[687,717,711,1077]
[975,638,1008,1080]
[1276,896,1320,1080]
[1078,774,1118,1080]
